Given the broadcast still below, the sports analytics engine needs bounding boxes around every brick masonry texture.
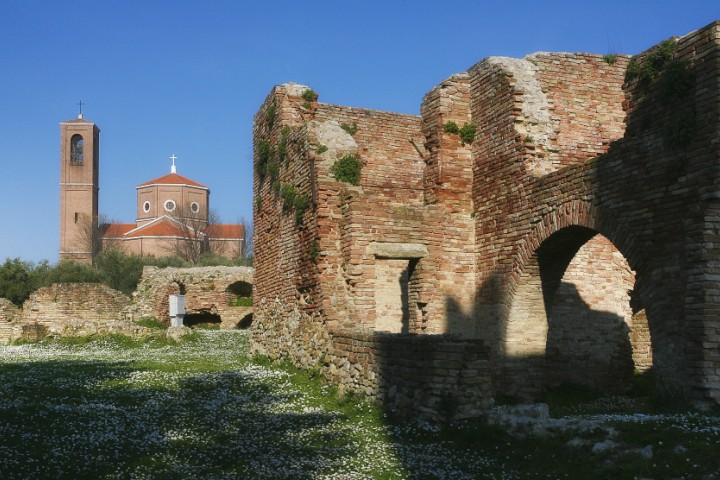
[253,21,720,419]
[0,266,254,343]
[126,266,254,329]
[15,283,142,340]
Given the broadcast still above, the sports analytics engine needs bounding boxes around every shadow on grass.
[0,359,360,479]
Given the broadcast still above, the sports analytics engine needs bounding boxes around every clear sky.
[0,0,717,263]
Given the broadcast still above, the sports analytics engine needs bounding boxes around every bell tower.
[59,111,100,263]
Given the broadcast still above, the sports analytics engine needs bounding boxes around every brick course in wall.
[126,266,254,328]
[253,21,720,417]
[17,283,143,339]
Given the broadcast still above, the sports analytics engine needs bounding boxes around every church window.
[164,200,176,212]
[190,202,200,214]
[143,201,151,213]
[70,134,84,164]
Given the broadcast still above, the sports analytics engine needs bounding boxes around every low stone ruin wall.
[0,299,20,342]
[22,283,142,338]
[250,299,494,421]
[126,266,254,329]
[0,283,145,343]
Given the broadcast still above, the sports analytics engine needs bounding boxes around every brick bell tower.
[59,108,99,263]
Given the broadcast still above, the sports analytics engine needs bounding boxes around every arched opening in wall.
[184,312,222,329]
[226,281,252,307]
[238,313,253,329]
[501,226,652,399]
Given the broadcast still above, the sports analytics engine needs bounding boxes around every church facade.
[59,114,244,263]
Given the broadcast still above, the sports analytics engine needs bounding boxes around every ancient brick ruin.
[0,266,254,343]
[126,266,254,329]
[252,21,720,419]
[0,283,143,342]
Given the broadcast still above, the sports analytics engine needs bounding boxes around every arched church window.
[70,134,84,164]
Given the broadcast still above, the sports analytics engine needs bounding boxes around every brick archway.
[497,203,649,399]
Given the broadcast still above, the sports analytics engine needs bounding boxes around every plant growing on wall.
[309,240,319,261]
[302,89,316,102]
[317,145,328,155]
[625,39,677,86]
[278,127,290,165]
[266,102,278,129]
[459,123,477,145]
[256,140,273,180]
[294,195,311,225]
[443,121,477,145]
[443,121,460,134]
[280,184,296,211]
[603,54,618,65]
[340,123,358,136]
[330,154,362,186]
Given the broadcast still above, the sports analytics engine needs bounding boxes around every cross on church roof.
[170,154,177,174]
[77,100,84,119]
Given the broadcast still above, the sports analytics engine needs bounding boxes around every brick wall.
[21,283,139,338]
[252,20,720,415]
[0,299,20,342]
[126,266,254,328]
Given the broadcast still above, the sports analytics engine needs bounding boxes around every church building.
[59,113,244,263]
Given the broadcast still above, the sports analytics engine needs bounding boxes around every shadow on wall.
[443,227,641,401]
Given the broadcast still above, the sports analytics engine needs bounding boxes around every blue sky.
[1,0,717,263]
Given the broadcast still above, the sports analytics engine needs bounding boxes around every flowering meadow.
[0,330,717,479]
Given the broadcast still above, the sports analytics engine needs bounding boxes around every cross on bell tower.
[170,154,177,174]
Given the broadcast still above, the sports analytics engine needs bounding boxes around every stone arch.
[497,202,652,399]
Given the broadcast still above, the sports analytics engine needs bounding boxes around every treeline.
[0,250,252,307]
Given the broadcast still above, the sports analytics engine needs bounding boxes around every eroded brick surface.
[252,21,720,417]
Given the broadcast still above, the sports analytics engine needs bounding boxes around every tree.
[240,216,253,261]
[168,203,220,264]
[0,258,33,306]
[78,213,121,263]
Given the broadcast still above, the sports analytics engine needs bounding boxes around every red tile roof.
[101,219,243,240]
[102,224,135,238]
[125,220,187,238]
[137,173,207,188]
[207,224,244,240]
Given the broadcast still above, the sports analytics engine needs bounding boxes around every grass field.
[0,330,717,479]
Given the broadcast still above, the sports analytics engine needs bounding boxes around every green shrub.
[603,54,618,65]
[340,123,358,136]
[95,249,144,296]
[309,240,319,261]
[302,89,316,102]
[659,61,695,104]
[330,154,362,186]
[280,184,297,211]
[266,102,277,128]
[0,258,33,306]
[317,145,328,155]
[459,123,477,145]
[626,39,677,86]
[256,140,273,180]
[294,195,311,225]
[443,121,460,134]
[443,121,477,145]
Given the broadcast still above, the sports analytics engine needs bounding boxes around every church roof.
[102,224,135,238]
[125,219,187,238]
[207,224,245,240]
[101,217,243,240]
[137,172,207,189]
